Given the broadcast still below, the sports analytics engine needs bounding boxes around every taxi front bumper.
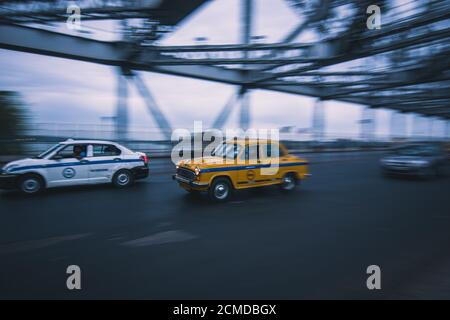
[172,174,208,188]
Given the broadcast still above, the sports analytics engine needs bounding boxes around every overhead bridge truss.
[0,0,449,136]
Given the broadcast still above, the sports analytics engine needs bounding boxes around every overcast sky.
[0,0,447,139]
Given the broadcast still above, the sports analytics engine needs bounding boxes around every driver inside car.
[73,145,87,159]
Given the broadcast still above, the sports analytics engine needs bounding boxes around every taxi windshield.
[35,144,62,159]
[212,143,240,159]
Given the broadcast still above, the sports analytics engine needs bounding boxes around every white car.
[0,139,149,194]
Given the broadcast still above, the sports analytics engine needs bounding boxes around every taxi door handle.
[80,160,89,164]
[113,158,121,161]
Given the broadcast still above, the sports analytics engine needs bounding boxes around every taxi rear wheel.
[279,173,297,192]
[112,170,134,188]
[18,174,44,195]
[209,178,232,202]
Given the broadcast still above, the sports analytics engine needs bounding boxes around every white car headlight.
[410,160,429,166]
[4,165,19,173]
[194,166,201,175]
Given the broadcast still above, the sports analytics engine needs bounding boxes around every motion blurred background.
[1,1,450,300]
[0,0,449,157]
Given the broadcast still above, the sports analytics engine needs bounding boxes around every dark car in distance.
[380,143,448,179]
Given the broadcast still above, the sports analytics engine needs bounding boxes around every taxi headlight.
[194,166,201,176]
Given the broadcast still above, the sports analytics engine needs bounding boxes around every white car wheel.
[19,175,44,195]
[113,170,134,188]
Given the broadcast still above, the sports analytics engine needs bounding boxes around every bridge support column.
[412,114,426,140]
[390,111,406,140]
[239,88,250,130]
[212,90,240,130]
[427,117,434,139]
[446,120,450,140]
[238,0,253,131]
[115,70,128,141]
[312,99,325,141]
[132,73,172,141]
[360,107,376,141]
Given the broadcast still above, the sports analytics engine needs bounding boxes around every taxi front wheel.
[279,173,297,192]
[209,178,232,202]
[112,170,134,188]
[18,174,44,195]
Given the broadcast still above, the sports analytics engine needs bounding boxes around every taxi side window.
[266,144,272,157]
[244,144,260,161]
[92,144,121,157]
[55,144,87,159]
[279,145,287,157]
[263,144,283,158]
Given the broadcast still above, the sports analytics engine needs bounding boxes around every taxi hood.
[2,158,40,171]
[178,156,229,169]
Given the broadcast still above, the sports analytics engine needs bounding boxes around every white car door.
[45,144,90,187]
[87,144,123,184]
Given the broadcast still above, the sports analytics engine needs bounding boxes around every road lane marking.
[0,233,91,255]
[121,230,198,247]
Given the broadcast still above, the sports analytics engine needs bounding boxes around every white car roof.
[60,140,119,145]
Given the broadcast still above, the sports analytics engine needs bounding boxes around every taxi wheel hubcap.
[282,176,295,190]
[23,179,39,193]
[214,183,229,200]
[117,173,130,185]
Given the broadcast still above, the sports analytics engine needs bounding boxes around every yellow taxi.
[173,139,310,201]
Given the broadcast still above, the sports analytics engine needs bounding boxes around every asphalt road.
[1,152,450,299]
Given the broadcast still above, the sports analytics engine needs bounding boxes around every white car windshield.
[35,144,63,159]
[395,145,440,157]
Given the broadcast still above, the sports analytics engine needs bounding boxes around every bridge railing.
[0,122,447,159]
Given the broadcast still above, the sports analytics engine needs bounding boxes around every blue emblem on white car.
[62,167,76,179]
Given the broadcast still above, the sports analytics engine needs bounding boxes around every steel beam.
[0,24,330,99]
[152,42,311,52]
[253,27,450,83]
[0,18,449,119]
[0,0,210,25]
[0,24,124,65]
[211,90,241,129]
[132,73,172,141]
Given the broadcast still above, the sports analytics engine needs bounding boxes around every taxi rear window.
[92,144,121,157]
